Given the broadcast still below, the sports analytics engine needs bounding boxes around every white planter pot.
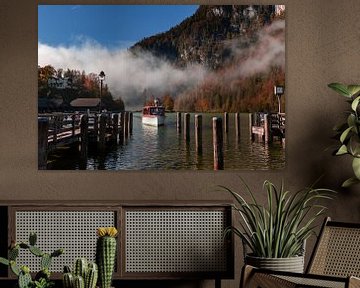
[245,254,305,273]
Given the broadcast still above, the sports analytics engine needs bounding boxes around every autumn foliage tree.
[38,65,124,112]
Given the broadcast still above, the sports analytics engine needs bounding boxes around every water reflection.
[48,113,285,170]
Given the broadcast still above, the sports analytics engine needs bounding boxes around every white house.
[48,76,73,89]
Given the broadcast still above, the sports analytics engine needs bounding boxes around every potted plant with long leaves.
[328,83,360,187]
[222,179,335,273]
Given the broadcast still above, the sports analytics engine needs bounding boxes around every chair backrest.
[307,217,360,277]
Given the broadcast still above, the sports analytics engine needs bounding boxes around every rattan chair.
[241,217,360,288]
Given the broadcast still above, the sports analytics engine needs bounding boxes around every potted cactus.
[62,258,98,288]
[0,232,63,288]
[96,227,118,288]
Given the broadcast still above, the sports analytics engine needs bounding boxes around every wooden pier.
[38,112,133,169]
[250,112,285,143]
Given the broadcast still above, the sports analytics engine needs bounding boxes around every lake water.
[48,112,285,170]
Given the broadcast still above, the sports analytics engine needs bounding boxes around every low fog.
[38,20,285,109]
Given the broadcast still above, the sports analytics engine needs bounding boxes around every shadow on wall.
[291,104,360,218]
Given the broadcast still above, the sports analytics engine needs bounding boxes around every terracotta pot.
[245,254,305,273]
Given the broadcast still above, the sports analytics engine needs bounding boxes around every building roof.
[70,98,101,108]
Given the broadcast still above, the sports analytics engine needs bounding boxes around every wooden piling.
[264,113,271,143]
[249,113,253,140]
[235,112,240,139]
[195,114,202,154]
[38,117,49,170]
[112,113,119,143]
[129,112,133,135]
[94,114,99,140]
[71,114,76,137]
[213,117,224,170]
[224,112,229,134]
[119,112,124,144]
[124,112,129,138]
[184,113,190,142]
[99,113,107,150]
[53,116,59,144]
[80,114,88,158]
[177,112,182,133]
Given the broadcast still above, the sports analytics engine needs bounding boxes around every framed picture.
[38,4,285,170]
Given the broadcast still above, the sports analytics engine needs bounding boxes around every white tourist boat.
[142,99,165,126]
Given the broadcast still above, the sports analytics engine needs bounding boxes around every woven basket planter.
[245,254,305,273]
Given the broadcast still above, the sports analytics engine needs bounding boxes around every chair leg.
[215,278,221,288]
[240,265,255,288]
[349,276,360,288]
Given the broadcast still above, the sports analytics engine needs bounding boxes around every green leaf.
[351,96,360,111]
[347,85,360,97]
[348,135,360,157]
[0,257,9,266]
[352,157,360,179]
[342,177,360,188]
[328,83,352,98]
[333,122,348,132]
[347,114,356,127]
[336,145,348,155]
[340,126,353,143]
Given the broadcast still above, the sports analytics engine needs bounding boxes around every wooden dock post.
[224,112,229,134]
[184,113,190,142]
[71,114,76,137]
[129,112,133,135]
[99,113,107,150]
[213,117,224,170]
[112,113,119,144]
[195,114,202,154]
[94,114,99,141]
[235,112,240,139]
[80,114,88,158]
[119,112,124,144]
[38,117,49,170]
[124,111,129,138]
[264,113,271,143]
[249,113,253,140]
[177,112,182,133]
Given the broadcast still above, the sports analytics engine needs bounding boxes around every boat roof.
[143,105,165,108]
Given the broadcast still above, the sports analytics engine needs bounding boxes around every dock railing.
[38,111,133,169]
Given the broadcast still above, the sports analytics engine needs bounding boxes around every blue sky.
[38,5,199,49]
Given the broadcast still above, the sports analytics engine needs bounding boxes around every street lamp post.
[274,85,284,114]
[99,71,106,113]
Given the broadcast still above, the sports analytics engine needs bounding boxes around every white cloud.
[38,40,207,108]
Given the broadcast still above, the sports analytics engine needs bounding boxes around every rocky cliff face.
[131,5,280,69]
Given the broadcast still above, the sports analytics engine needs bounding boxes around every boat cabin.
[143,106,165,116]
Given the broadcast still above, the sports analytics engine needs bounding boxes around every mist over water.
[38,20,285,110]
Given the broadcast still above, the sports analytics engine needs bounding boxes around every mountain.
[131,5,282,69]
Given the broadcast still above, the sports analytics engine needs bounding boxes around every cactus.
[85,263,98,288]
[0,257,9,266]
[9,246,19,260]
[29,232,37,246]
[18,270,32,288]
[41,253,52,270]
[63,272,74,288]
[96,227,118,288]
[74,258,87,279]
[63,259,98,288]
[35,268,51,281]
[10,260,21,276]
[0,232,63,288]
[29,245,44,257]
[73,275,85,288]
